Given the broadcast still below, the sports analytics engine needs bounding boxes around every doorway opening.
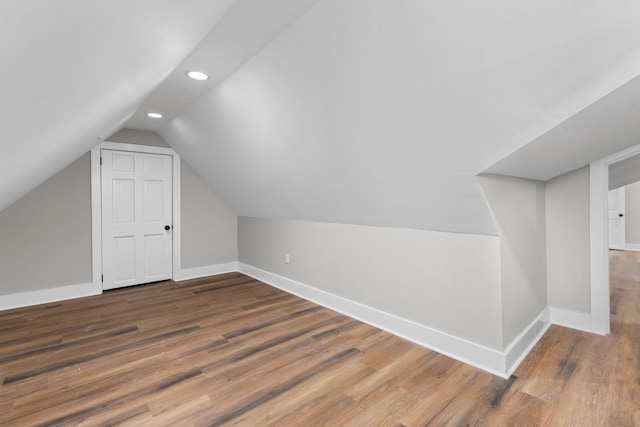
[590,142,640,335]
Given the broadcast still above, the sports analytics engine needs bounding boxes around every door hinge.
[101,274,103,282]
[100,157,102,165]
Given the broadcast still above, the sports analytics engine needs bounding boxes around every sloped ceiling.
[3,1,640,236]
[0,0,236,211]
[609,153,640,190]
[126,0,322,131]
[159,0,640,235]
[486,73,640,181]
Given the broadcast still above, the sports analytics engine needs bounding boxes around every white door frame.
[608,187,626,250]
[590,141,640,335]
[91,141,181,292]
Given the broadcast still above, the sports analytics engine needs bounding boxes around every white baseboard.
[238,263,552,378]
[174,262,239,281]
[549,306,601,334]
[238,263,521,378]
[503,308,550,376]
[624,243,640,251]
[0,282,101,312]
[0,262,239,312]
[0,263,559,378]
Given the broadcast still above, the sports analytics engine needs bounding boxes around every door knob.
[619,214,624,218]
[165,225,171,230]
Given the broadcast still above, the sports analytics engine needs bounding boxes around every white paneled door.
[609,187,626,250]
[101,150,173,290]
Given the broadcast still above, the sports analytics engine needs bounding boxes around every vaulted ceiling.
[0,0,236,211]
[3,0,640,235]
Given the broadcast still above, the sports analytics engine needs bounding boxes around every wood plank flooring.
[1,252,640,425]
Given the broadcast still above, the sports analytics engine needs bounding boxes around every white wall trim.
[0,282,100,312]
[90,148,102,291]
[239,262,518,378]
[175,262,239,281]
[504,308,550,376]
[91,141,181,291]
[624,243,640,251]
[0,261,238,311]
[0,261,555,378]
[590,158,610,335]
[590,142,640,336]
[550,306,599,333]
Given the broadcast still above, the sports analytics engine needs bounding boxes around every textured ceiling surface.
[3,0,640,235]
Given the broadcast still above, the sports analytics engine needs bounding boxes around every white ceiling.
[609,153,640,190]
[0,0,236,212]
[159,0,640,235]
[485,73,640,181]
[4,0,640,235]
[126,0,321,131]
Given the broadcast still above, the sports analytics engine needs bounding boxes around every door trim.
[590,141,640,336]
[91,141,181,292]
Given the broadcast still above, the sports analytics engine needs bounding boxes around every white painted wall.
[478,175,547,347]
[238,217,503,350]
[545,166,591,312]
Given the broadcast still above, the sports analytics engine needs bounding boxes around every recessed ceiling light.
[187,70,209,81]
[147,112,163,119]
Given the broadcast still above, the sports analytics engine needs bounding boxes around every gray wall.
[0,153,92,293]
[238,172,591,351]
[181,162,237,267]
[545,166,591,312]
[238,217,503,350]
[478,175,547,347]
[625,181,640,245]
[0,130,237,296]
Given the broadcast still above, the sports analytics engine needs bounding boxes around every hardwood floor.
[1,253,639,426]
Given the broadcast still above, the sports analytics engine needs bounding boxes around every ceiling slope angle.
[485,73,640,182]
[0,0,236,212]
[159,0,640,236]
[481,4,640,180]
[125,0,322,131]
